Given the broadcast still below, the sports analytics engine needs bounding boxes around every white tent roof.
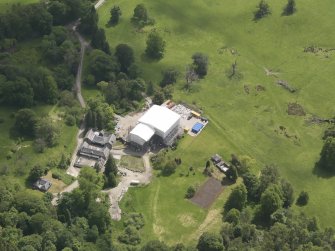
[138,105,181,134]
[130,123,155,142]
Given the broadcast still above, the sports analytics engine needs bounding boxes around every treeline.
[0,168,114,251]
[0,0,97,108]
[0,26,81,107]
[84,45,146,113]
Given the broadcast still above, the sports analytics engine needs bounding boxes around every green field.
[98,0,335,244]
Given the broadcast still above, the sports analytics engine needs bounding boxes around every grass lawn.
[0,104,79,187]
[99,0,335,245]
[120,155,145,172]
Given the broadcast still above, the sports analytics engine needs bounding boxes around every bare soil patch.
[190,177,223,208]
[288,103,306,116]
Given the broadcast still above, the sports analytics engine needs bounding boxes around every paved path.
[72,22,88,108]
[105,153,153,220]
[95,0,106,9]
[51,180,79,206]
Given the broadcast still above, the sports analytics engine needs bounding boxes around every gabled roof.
[79,142,110,160]
[33,178,52,191]
[85,129,115,147]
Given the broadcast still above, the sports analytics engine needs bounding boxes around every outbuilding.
[129,105,181,146]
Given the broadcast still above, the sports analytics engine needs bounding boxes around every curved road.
[73,0,107,108]
[52,0,107,203]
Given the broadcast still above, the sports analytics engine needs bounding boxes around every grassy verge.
[120,155,145,172]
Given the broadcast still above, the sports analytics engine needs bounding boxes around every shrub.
[124,213,145,230]
[52,171,62,180]
[296,191,309,206]
[185,186,196,199]
[118,226,141,245]
[65,114,76,126]
[224,208,240,225]
[161,159,177,176]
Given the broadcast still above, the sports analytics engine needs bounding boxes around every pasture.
[99,0,335,243]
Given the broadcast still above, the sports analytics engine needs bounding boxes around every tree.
[145,32,165,60]
[242,172,260,202]
[224,184,247,212]
[192,53,208,78]
[161,159,177,176]
[87,202,111,233]
[280,179,294,208]
[14,109,37,138]
[259,165,279,193]
[91,29,110,54]
[185,186,196,199]
[146,81,155,96]
[30,4,53,36]
[224,208,240,225]
[152,90,165,105]
[115,44,135,73]
[48,1,68,25]
[160,68,179,87]
[104,156,117,177]
[225,165,238,182]
[89,49,119,82]
[110,5,122,25]
[35,117,60,147]
[296,191,309,206]
[197,232,224,251]
[29,165,46,182]
[1,78,34,107]
[78,167,104,198]
[204,160,212,176]
[141,240,170,251]
[185,65,198,90]
[318,137,335,172]
[18,234,43,251]
[79,6,98,35]
[283,0,296,16]
[254,0,271,20]
[131,4,149,26]
[105,173,117,188]
[259,184,283,219]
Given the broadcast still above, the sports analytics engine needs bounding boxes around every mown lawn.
[99,0,335,245]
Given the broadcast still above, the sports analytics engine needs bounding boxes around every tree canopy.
[318,137,335,173]
[145,32,166,60]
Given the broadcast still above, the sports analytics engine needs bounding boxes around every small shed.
[192,122,204,134]
[33,178,52,192]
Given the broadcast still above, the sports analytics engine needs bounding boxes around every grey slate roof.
[33,178,52,192]
[78,141,110,160]
[85,129,115,147]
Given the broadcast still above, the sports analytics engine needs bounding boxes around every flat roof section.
[138,105,181,134]
[130,123,155,143]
